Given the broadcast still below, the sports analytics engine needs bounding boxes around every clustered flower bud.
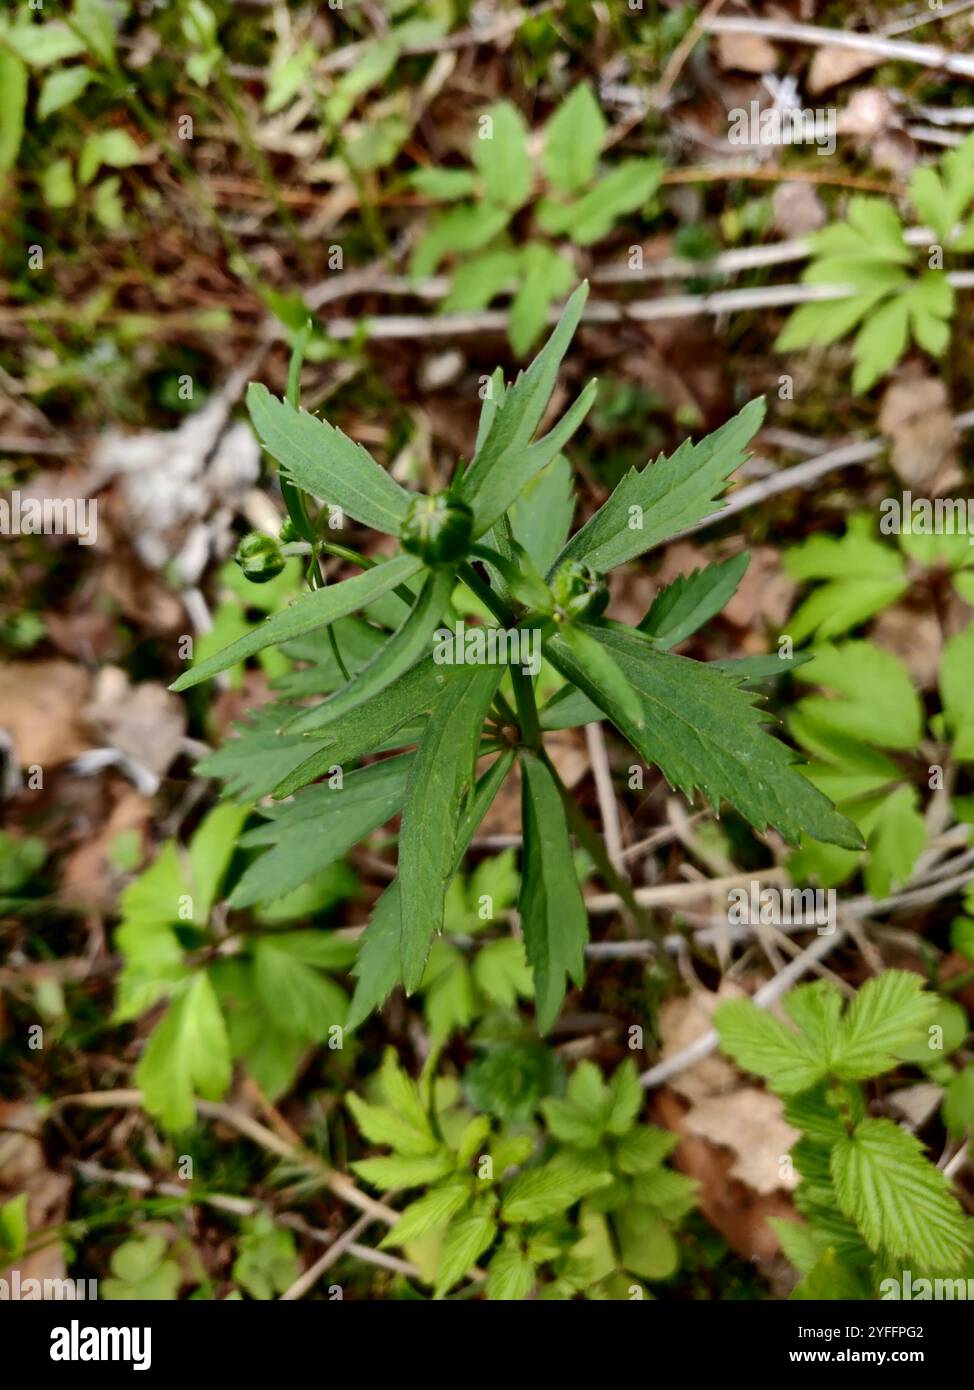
[550,560,609,621]
[400,492,474,566]
[234,531,286,583]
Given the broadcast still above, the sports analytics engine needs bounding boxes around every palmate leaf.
[544,625,861,850]
[552,397,765,574]
[195,704,342,802]
[286,568,453,735]
[136,972,232,1131]
[229,754,412,908]
[253,936,348,1041]
[831,1118,971,1269]
[518,751,588,1032]
[399,667,504,992]
[246,383,413,534]
[459,282,591,534]
[170,554,422,691]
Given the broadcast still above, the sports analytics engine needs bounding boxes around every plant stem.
[511,667,542,750]
[458,561,514,627]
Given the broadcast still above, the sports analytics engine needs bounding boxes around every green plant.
[777,518,974,897]
[232,1212,300,1300]
[347,1049,695,1299]
[715,972,973,1294]
[0,1,143,226]
[405,850,533,1042]
[101,1233,183,1301]
[169,281,859,1057]
[113,803,358,1129]
[410,85,664,353]
[777,136,974,392]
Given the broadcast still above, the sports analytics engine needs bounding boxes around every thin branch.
[585,723,627,876]
[703,15,974,79]
[306,272,974,341]
[675,409,974,540]
[640,928,847,1089]
[55,1090,399,1227]
[636,857,974,1088]
[279,1211,375,1300]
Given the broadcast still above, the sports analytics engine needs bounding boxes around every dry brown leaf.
[682,1089,801,1194]
[716,32,777,74]
[870,603,942,691]
[0,660,92,766]
[722,545,796,629]
[100,554,187,633]
[871,131,917,178]
[878,370,961,494]
[655,1089,797,1266]
[772,182,825,237]
[838,88,895,142]
[59,786,153,910]
[807,46,881,94]
[83,668,187,780]
[656,989,740,1102]
[0,1102,72,1287]
[886,1082,942,1130]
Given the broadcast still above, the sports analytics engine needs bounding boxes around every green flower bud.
[400,492,474,567]
[551,560,609,621]
[278,517,301,543]
[234,531,286,584]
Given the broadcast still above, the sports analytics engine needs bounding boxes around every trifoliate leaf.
[831,1118,970,1268]
[832,970,937,1081]
[715,998,827,1096]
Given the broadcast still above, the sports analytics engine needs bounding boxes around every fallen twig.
[703,15,974,79]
